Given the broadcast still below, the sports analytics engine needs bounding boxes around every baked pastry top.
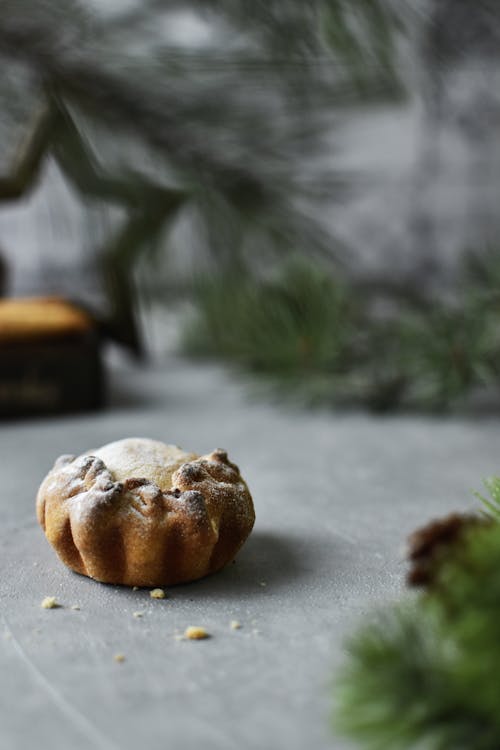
[36,438,255,586]
[0,296,91,343]
[92,438,198,492]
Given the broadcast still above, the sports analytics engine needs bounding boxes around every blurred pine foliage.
[183,255,500,411]
[334,479,500,750]
[0,0,403,351]
[183,258,354,375]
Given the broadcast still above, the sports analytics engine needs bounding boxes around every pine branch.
[474,477,500,521]
[0,0,404,349]
[0,104,55,200]
[334,501,500,750]
[335,602,499,750]
[182,254,500,412]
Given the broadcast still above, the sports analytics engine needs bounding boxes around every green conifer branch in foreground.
[333,479,500,750]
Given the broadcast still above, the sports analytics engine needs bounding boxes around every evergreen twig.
[182,254,500,412]
[334,488,500,750]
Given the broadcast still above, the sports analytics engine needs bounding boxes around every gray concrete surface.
[1,355,500,750]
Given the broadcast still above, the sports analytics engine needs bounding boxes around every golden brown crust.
[36,438,255,586]
[0,296,91,343]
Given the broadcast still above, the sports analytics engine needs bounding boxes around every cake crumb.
[150,588,166,599]
[71,605,80,611]
[114,653,126,663]
[133,611,144,618]
[184,626,210,640]
[230,620,242,630]
[259,581,267,587]
[41,597,60,609]
[132,586,139,591]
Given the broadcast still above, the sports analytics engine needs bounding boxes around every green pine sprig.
[182,255,500,412]
[334,499,500,750]
[474,477,500,521]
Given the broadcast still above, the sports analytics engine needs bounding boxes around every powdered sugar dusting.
[36,438,255,586]
[93,438,197,492]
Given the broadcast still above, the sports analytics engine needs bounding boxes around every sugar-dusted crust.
[36,438,255,586]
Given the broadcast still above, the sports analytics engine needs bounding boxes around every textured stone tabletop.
[1,356,499,750]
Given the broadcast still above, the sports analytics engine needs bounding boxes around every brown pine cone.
[406,512,489,587]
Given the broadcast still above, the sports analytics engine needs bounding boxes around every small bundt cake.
[36,438,255,586]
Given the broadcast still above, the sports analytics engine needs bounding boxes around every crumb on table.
[133,611,144,618]
[71,604,80,611]
[114,653,126,663]
[41,597,60,609]
[230,620,242,630]
[150,588,166,599]
[184,626,210,640]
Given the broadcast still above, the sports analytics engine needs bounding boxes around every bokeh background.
[1,0,500,413]
[3,7,500,750]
